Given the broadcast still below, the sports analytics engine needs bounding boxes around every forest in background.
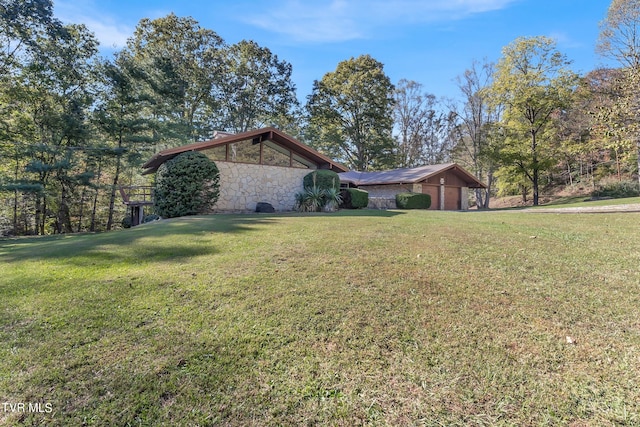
[1,0,638,236]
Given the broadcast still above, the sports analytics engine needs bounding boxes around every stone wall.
[212,161,310,212]
[359,184,416,209]
[359,184,414,199]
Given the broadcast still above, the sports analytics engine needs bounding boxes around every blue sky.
[54,0,614,102]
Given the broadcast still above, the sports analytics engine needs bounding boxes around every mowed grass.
[1,210,639,426]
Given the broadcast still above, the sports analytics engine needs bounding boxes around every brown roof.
[142,127,349,174]
[339,163,486,188]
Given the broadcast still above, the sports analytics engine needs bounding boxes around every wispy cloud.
[548,31,584,50]
[55,0,132,50]
[243,0,518,43]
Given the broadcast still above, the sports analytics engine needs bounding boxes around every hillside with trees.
[1,0,638,235]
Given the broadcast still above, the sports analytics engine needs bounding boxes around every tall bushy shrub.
[340,188,369,209]
[303,170,340,191]
[154,151,220,218]
[395,192,431,209]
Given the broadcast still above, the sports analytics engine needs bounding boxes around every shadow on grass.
[0,214,277,263]
[276,209,406,218]
[0,210,407,264]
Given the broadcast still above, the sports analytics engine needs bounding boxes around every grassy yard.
[1,209,639,426]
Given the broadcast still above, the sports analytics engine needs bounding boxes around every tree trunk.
[531,130,539,206]
[12,153,19,233]
[40,196,46,235]
[637,139,640,187]
[533,169,539,206]
[59,182,73,233]
[106,153,122,231]
[35,195,42,235]
[77,187,86,232]
[483,171,493,209]
[90,160,104,232]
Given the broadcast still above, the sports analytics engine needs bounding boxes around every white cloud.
[243,0,519,43]
[54,0,132,50]
[548,31,584,50]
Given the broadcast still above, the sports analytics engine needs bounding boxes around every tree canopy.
[488,36,579,205]
[306,54,395,171]
[1,1,639,235]
[598,0,640,185]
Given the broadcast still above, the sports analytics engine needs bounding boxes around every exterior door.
[422,184,439,210]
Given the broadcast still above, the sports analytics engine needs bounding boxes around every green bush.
[143,214,160,223]
[154,151,220,218]
[303,170,340,192]
[592,180,640,199]
[340,188,369,209]
[121,216,132,229]
[395,192,431,209]
[295,185,343,212]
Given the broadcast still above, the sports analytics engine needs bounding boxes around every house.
[142,127,348,212]
[339,163,486,210]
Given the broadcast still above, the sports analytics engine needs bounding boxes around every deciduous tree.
[216,40,299,134]
[598,0,640,185]
[393,79,453,168]
[124,13,224,145]
[488,36,578,205]
[451,60,500,208]
[306,55,395,171]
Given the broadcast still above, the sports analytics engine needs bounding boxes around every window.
[229,139,260,164]
[292,153,315,169]
[262,140,291,167]
[201,138,317,169]
[202,145,227,161]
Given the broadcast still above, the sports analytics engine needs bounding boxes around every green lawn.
[534,196,640,209]
[1,210,639,426]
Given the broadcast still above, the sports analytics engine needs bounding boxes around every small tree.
[154,151,219,218]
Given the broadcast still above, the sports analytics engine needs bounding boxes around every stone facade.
[358,184,414,209]
[359,184,414,199]
[213,161,310,212]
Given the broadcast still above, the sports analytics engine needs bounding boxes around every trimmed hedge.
[303,170,340,191]
[154,151,220,218]
[395,192,431,209]
[340,188,369,209]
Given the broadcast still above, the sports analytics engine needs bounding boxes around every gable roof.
[142,127,349,174]
[339,163,486,188]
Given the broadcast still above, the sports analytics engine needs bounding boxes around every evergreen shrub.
[395,192,431,209]
[340,188,369,209]
[303,170,340,191]
[143,214,160,223]
[121,216,132,228]
[154,151,220,218]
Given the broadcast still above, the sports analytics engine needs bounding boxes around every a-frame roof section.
[339,163,486,188]
[142,127,349,174]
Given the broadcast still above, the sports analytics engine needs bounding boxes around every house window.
[201,138,316,169]
[292,153,315,169]
[262,140,291,167]
[229,139,260,164]
[202,145,227,161]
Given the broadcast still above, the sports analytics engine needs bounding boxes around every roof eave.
[141,127,349,174]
